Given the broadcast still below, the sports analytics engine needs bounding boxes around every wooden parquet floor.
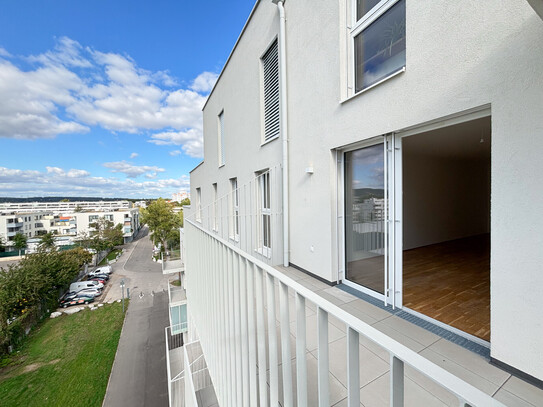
[403,234,490,341]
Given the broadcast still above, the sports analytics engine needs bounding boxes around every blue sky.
[0,0,255,198]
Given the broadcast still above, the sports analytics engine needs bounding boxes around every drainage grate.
[337,284,490,358]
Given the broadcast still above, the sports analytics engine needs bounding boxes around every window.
[351,0,406,93]
[212,183,218,232]
[104,214,114,221]
[89,215,99,222]
[257,171,271,256]
[229,178,239,241]
[196,187,202,222]
[262,39,280,142]
[218,111,225,166]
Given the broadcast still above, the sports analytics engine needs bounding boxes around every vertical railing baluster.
[233,253,244,406]
[267,273,279,407]
[280,282,293,407]
[255,267,269,406]
[240,257,250,407]
[228,249,238,407]
[247,260,258,406]
[317,307,329,407]
[296,293,308,407]
[391,355,404,407]
[347,327,360,407]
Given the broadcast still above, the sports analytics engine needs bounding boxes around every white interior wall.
[402,127,491,250]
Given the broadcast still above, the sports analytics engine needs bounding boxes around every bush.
[0,247,92,355]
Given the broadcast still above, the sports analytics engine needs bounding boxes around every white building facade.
[181,1,543,405]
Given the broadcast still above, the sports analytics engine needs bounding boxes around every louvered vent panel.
[262,40,280,141]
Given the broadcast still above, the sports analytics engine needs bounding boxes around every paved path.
[103,227,170,407]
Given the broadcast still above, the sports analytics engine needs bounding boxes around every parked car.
[70,281,103,292]
[59,293,95,308]
[89,277,107,285]
[92,273,110,281]
[88,265,112,277]
[74,288,102,298]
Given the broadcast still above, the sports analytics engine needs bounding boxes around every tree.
[86,218,124,264]
[0,235,5,252]
[141,198,182,252]
[38,232,56,251]
[103,223,124,247]
[13,233,27,256]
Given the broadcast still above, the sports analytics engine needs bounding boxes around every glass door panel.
[344,143,386,294]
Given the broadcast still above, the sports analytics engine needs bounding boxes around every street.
[102,227,170,407]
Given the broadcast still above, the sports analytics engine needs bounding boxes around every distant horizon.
[0,196,177,202]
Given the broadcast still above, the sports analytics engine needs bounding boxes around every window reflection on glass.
[345,144,386,294]
[356,0,381,21]
[355,0,406,92]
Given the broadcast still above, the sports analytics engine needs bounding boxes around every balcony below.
[164,259,184,274]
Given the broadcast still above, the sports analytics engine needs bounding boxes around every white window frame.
[347,0,406,98]
[229,178,239,242]
[256,170,272,258]
[218,110,225,167]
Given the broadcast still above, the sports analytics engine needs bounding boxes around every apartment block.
[168,1,543,406]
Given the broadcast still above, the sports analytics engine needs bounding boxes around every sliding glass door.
[343,135,400,306]
[344,142,386,294]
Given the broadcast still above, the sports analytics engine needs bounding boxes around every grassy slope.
[0,302,125,407]
[97,249,121,266]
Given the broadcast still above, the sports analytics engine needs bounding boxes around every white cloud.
[0,166,189,198]
[130,152,138,159]
[0,47,12,58]
[169,150,182,156]
[0,37,216,157]
[102,160,165,178]
[190,71,219,93]
[148,128,203,158]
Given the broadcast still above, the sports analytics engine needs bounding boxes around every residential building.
[0,200,132,213]
[0,211,51,243]
[173,1,543,406]
[0,206,141,247]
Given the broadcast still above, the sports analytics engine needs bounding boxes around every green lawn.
[0,302,126,407]
[98,248,121,266]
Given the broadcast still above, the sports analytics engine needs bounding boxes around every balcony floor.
[269,265,543,407]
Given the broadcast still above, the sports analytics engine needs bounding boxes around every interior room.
[402,116,491,341]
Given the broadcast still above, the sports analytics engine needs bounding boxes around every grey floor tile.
[427,339,509,386]
[501,376,543,407]
[419,348,500,395]
[310,336,390,389]
[359,372,448,407]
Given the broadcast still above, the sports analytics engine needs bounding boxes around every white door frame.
[337,104,491,311]
[338,135,399,306]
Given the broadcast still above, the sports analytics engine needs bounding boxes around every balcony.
[162,229,185,275]
[179,219,543,407]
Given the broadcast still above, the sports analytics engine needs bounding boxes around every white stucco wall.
[190,1,283,264]
[191,0,543,379]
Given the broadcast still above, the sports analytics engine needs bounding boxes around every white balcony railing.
[184,219,505,407]
[165,324,186,407]
[186,166,283,267]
